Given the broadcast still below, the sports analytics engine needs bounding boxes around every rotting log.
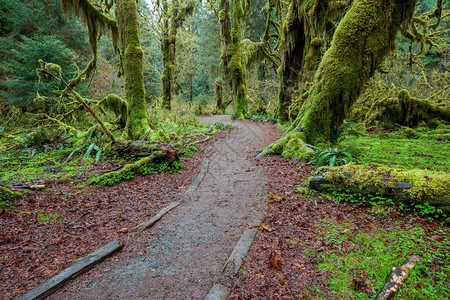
[94,141,179,184]
[308,163,450,213]
[113,140,178,161]
[376,255,421,300]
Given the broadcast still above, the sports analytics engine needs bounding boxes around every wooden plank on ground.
[132,200,182,231]
[19,240,123,300]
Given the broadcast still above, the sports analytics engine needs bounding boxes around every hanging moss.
[98,94,128,128]
[115,0,150,140]
[276,0,351,122]
[60,0,118,84]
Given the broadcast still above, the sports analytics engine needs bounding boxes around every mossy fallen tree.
[113,140,178,160]
[94,141,179,184]
[0,186,25,201]
[308,163,450,213]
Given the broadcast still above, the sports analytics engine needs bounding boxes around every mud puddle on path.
[51,115,279,299]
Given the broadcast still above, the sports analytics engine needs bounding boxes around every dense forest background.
[0,0,447,122]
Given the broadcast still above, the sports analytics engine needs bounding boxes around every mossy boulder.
[309,163,450,213]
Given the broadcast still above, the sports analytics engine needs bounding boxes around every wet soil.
[47,115,280,299]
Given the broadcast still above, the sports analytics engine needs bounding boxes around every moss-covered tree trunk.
[277,0,350,123]
[160,0,194,110]
[115,0,150,140]
[292,0,416,144]
[219,0,249,119]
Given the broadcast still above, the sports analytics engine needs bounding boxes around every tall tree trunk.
[293,0,416,144]
[160,0,194,110]
[189,73,193,103]
[161,0,174,110]
[277,0,305,122]
[116,0,150,140]
[215,79,224,111]
[219,0,249,119]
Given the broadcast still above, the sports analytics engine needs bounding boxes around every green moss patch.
[341,130,449,172]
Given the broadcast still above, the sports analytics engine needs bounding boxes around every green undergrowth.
[0,148,93,184]
[341,126,450,172]
[0,113,229,186]
[325,190,448,220]
[315,220,449,299]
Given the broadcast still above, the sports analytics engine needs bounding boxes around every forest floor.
[1,116,449,299]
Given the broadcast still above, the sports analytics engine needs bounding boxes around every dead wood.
[375,255,422,300]
[113,140,178,161]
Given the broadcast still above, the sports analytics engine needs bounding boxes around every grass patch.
[37,212,64,223]
[317,221,450,299]
[342,128,450,172]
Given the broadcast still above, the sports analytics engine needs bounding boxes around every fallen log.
[376,255,421,300]
[113,140,178,161]
[0,186,25,200]
[308,163,450,213]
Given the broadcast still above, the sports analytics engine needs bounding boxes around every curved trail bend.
[52,115,279,299]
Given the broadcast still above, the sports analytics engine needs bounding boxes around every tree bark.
[160,0,194,110]
[116,0,151,140]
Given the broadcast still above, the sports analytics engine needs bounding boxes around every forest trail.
[50,115,279,299]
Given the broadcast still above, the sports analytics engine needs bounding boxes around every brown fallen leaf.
[269,251,282,269]
[260,223,273,232]
[293,263,305,270]
[119,228,129,233]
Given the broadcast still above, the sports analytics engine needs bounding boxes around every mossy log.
[308,163,450,213]
[371,89,450,128]
[96,141,179,184]
[0,186,25,201]
[113,140,178,162]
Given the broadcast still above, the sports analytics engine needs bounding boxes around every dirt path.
[50,115,279,299]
